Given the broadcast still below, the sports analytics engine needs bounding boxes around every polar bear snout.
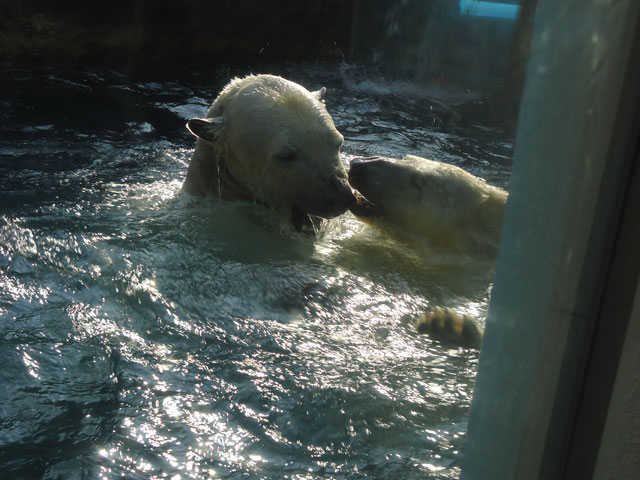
[327,174,357,216]
[347,157,390,214]
[298,174,356,219]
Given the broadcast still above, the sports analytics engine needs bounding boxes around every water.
[0,64,513,479]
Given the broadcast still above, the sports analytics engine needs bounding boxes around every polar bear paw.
[416,306,483,350]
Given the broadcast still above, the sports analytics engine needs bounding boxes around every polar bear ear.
[312,87,327,103]
[186,116,224,142]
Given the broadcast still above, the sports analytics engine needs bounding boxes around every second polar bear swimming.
[348,155,508,349]
[184,74,355,232]
[348,155,508,262]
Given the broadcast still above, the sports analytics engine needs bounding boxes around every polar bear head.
[348,155,507,256]
[186,74,355,230]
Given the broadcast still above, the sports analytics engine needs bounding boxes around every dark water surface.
[0,64,513,479]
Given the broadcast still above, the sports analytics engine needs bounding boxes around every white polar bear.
[348,155,508,260]
[348,155,505,348]
[184,74,355,231]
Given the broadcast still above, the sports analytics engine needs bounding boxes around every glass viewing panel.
[1,1,638,479]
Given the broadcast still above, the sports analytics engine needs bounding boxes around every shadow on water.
[0,64,511,479]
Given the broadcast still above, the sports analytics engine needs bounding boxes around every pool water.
[0,64,513,479]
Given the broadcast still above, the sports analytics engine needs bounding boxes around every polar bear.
[348,155,508,259]
[184,74,355,231]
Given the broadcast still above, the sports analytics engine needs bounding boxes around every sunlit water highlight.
[0,64,512,479]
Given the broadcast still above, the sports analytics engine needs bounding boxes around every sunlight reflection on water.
[0,65,512,479]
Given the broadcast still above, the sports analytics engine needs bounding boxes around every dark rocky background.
[0,1,354,72]
[0,0,535,112]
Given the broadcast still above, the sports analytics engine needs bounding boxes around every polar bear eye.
[274,148,299,162]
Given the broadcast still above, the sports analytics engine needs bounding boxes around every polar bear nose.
[348,161,365,185]
[330,175,357,206]
[312,175,355,218]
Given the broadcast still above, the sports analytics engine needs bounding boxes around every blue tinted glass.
[460,0,520,19]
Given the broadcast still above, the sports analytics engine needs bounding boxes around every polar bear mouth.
[291,204,322,234]
[349,190,381,219]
